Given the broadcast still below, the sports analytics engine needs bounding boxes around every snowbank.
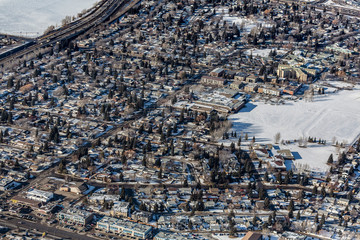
[0,0,99,37]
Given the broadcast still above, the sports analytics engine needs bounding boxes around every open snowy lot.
[0,0,99,37]
[229,85,360,171]
[217,7,272,34]
[244,48,287,57]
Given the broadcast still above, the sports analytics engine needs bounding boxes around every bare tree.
[298,136,307,148]
[332,136,337,146]
[44,25,55,35]
[274,132,281,144]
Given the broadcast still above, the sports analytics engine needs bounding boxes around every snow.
[244,48,287,57]
[222,16,271,33]
[217,7,272,34]
[324,0,360,10]
[0,0,99,37]
[324,80,355,89]
[229,86,360,171]
[212,233,244,240]
[213,233,281,240]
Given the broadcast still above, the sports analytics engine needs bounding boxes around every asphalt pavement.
[0,215,98,240]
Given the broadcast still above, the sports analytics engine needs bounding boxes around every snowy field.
[229,84,360,171]
[0,0,99,37]
[244,48,287,57]
[217,7,272,34]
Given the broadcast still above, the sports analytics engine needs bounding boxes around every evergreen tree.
[237,136,241,146]
[158,168,162,179]
[320,214,325,226]
[7,77,14,88]
[7,112,13,124]
[327,154,333,164]
[321,186,326,198]
[276,172,282,184]
[312,186,318,195]
[288,209,293,219]
[188,220,193,230]
[264,172,269,182]
[288,199,294,212]
[264,197,270,209]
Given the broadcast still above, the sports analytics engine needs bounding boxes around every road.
[0,0,140,66]
[0,215,97,240]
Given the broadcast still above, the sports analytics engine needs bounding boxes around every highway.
[0,0,140,66]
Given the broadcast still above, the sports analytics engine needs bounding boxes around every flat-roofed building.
[154,231,189,240]
[244,83,258,93]
[200,75,227,87]
[111,201,130,217]
[0,178,18,191]
[26,189,54,203]
[96,216,152,239]
[209,68,225,77]
[58,207,94,226]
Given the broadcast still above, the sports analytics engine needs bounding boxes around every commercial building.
[26,189,54,203]
[258,86,282,96]
[154,231,189,240]
[96,216,152,239]
[58,207,94,226]
[200,75,227,86]
[59,182,89,195]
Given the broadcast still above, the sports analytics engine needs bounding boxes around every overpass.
[0,0,140,66]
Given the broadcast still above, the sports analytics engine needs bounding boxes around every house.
[131,211,153,223]
[276,149,295,160]
[245,75,259,83]
[244,83,258,93]
[111,201,130,217]
[242,231,262,240]
[230,81,245,90]
[234,72,249,81]
[266,156,286,171]
[338,198,349,206]
[204,201,216,209]
[0,178,18,191]
[209,68,225,77]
